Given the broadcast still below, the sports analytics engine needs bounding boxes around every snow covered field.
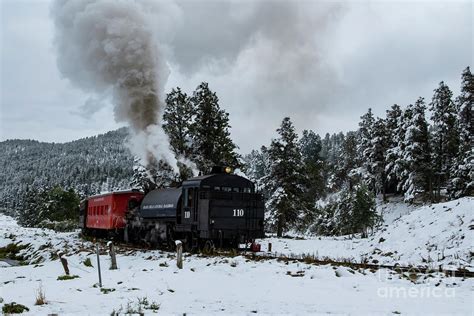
[260,197,474,270]
[0,198,473,315]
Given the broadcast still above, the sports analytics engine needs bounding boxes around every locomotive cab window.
[243,187,252,193]
[185,188,194,207]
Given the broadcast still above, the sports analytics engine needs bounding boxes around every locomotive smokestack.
[51,0,176,169]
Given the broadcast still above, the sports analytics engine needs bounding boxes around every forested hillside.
[0,128,134,213]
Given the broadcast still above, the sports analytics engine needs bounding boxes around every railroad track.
[238,251,474,279]
[89,237,474,279]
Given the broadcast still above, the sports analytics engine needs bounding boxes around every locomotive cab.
[176,168,265,247]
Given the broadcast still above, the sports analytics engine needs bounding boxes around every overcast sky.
[1,0,472,154]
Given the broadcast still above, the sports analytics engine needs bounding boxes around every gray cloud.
[165,0,472,151]
[1,0,471,154]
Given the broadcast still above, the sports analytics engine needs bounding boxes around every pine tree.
[430,82,459,200]
[351,184,378,236]
[191,82,240,173]
[402,98,432,202]
[266,117,310,237]
[339,131,359,191]
[370,118,389,200]
[448,67,474,198]
[396,105,415,194]
[299,130,325,199]
[384,104,403,193]
[315,184,377,236]
[163,87,195,180]
[320,133,331,161]
[357,108,375,191]
[242,147,271,190]
[163,88,194,156]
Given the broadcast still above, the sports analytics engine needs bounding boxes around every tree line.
[243,67,472,236]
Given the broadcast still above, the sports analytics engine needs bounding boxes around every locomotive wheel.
[203,240,215,254]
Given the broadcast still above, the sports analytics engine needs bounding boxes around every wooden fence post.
[268,242,272,253]
[107,241,117,270]
[96,243,102,288]
[58,251,69,275]
[175,240,183,269]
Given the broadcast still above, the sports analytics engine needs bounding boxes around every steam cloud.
[164,1,346,148]
[51,0,176,168]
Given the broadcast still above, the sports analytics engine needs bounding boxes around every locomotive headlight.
[225,166,232,174]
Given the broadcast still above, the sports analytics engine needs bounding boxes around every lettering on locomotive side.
[142,203,174,210]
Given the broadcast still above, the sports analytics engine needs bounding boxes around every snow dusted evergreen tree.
[357,108,376,190]
[370,118,389,200]
[163,87,195,180]
[339,131,359,191]
[191,82,240,173]
[266,117,310,236]
[402,98,432,202]
[300,130,322,163]
[430,82,459,200]
[330,133,345,166]
[384,104,403,193]
[163,88,194,156]
[320,133,331,161]
[299,130,325,199]
[319,132,346,191]
[395,105,415,194]
[242,147,271,193]
[315,184,377,236]
[448,67,474,198]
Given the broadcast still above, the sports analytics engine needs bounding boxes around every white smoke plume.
[51,0,178,170]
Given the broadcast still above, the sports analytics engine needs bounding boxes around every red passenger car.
[84,191,144,232]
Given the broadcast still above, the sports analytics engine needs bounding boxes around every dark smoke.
[51,0,177,168]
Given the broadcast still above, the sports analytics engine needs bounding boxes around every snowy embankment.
[0,198,472,314]
[259,197,474,270]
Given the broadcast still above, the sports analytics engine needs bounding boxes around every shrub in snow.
[35,285,47,305]
[2,302,29,314]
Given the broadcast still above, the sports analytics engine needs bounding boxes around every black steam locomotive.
[80,167,265,250]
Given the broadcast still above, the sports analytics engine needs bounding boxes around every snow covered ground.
[0,197,473,315]
[260,197,473,270]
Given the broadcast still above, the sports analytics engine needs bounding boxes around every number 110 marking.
[233,209,244,217]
